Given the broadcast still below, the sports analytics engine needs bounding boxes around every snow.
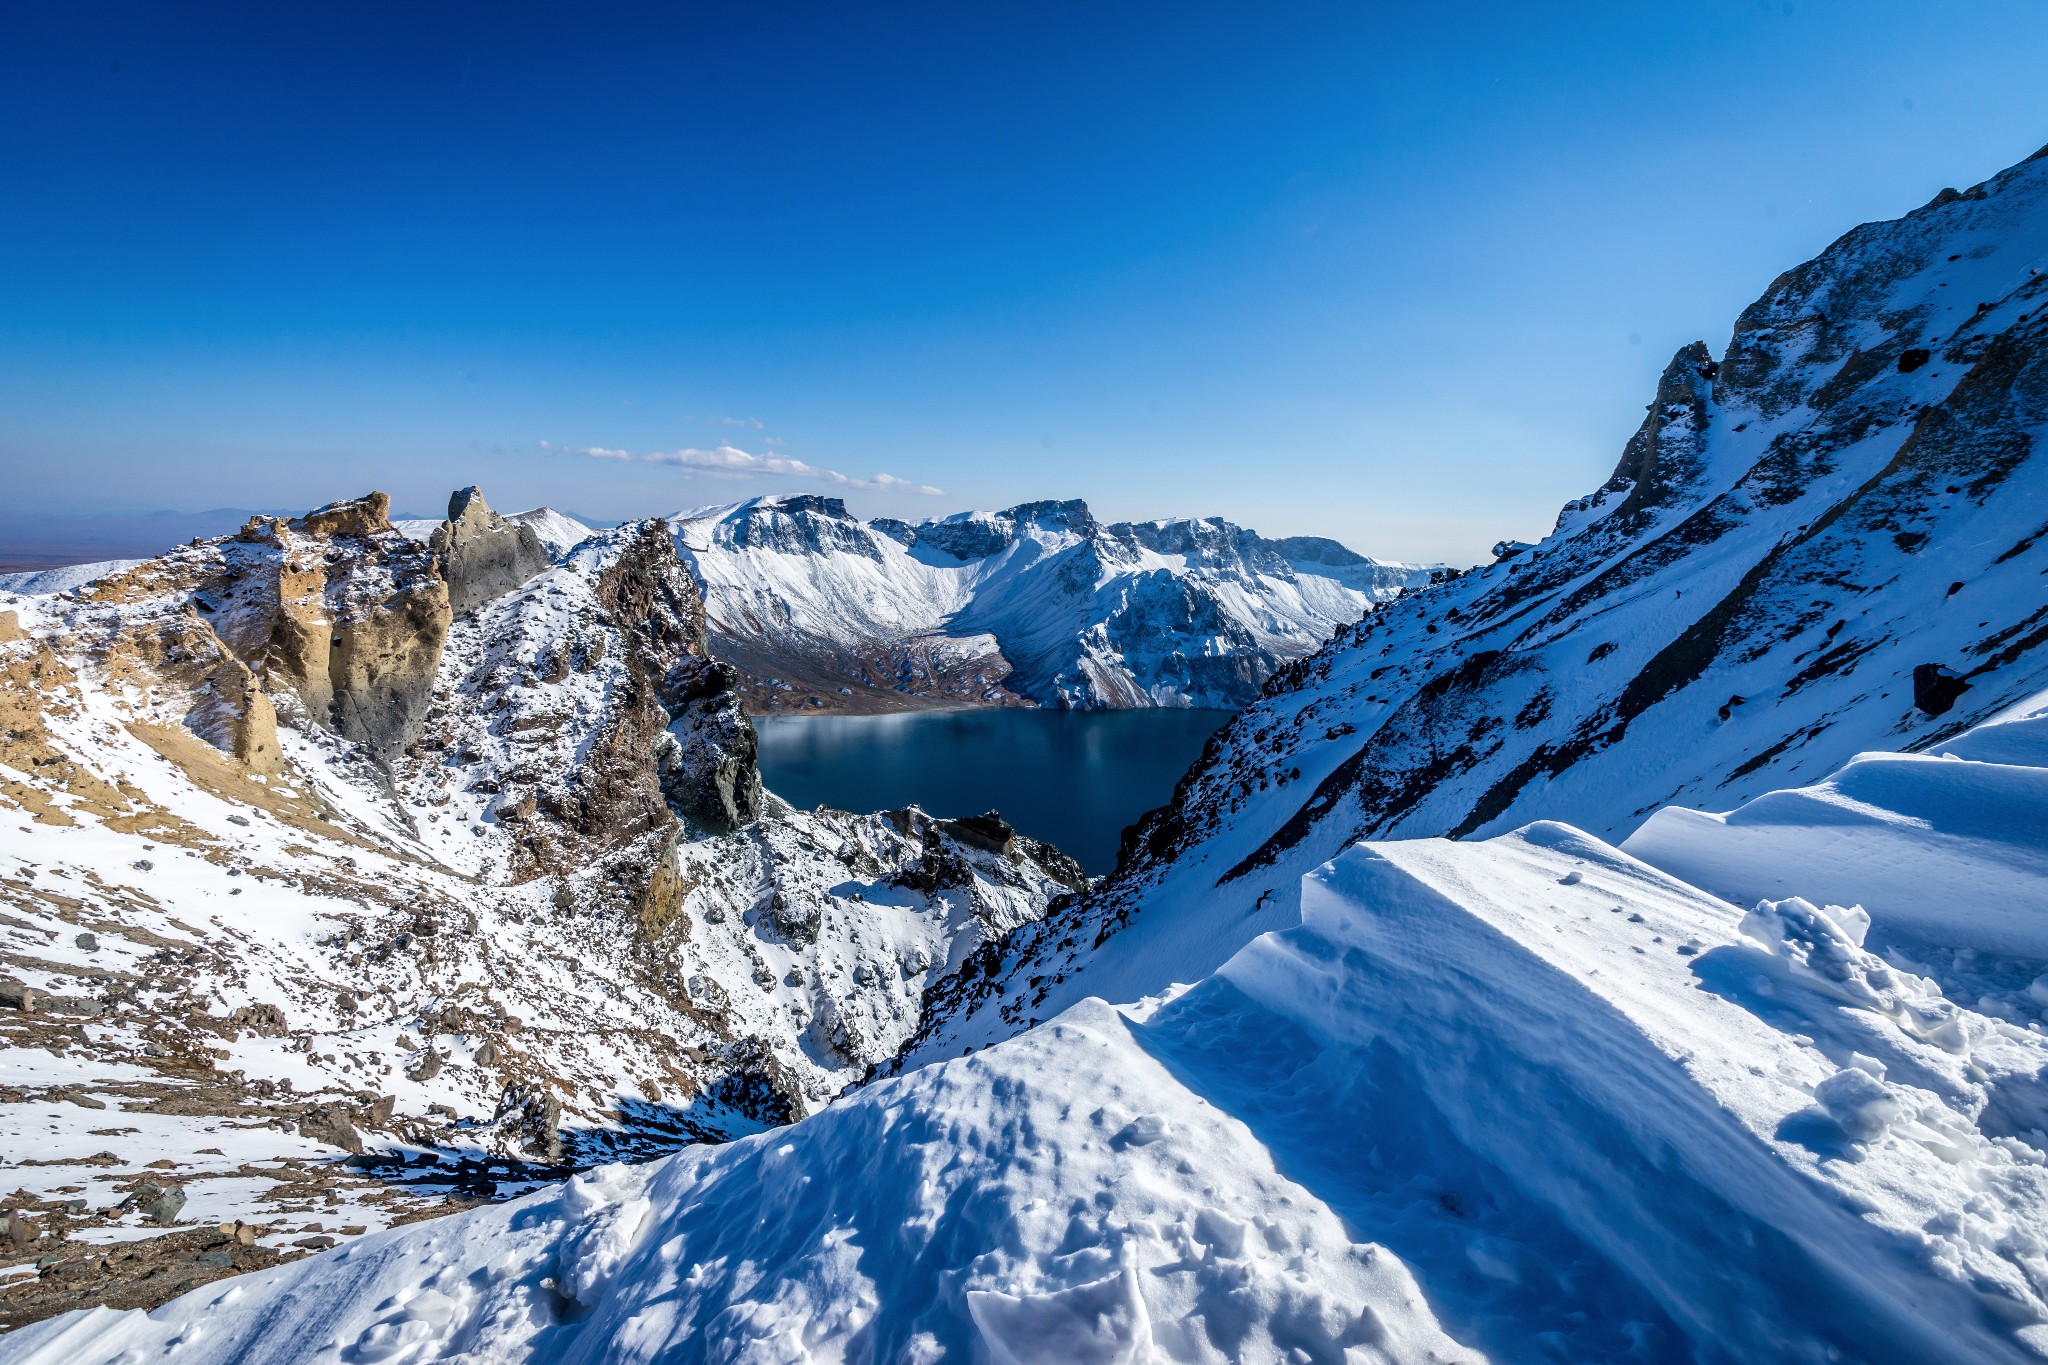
[1623,685,2048,961]
[0,562,145,596]
[2,996,1483,1365]
[505,507,595,558]
[21,677,2048,1360]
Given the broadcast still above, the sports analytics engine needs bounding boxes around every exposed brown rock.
[251,493,452,758]
[292,492,394,540]
[297,1103,363,1154]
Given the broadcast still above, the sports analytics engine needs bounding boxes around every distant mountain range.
[675,495,1438,712]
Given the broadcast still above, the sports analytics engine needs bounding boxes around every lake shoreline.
[754,708,1236,875]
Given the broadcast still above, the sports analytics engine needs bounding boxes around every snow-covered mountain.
[0,562,148,597]
[676,496,1436,712]
[906,141,2048,1063]
[9,144,2048,1362]
[19,686,2048,1362]
[0,487,1073,1325]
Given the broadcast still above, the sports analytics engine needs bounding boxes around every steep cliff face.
[59,491,447,768]
[901,143,2048,1064]
[677,496,1435,713]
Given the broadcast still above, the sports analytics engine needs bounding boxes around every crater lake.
[753,708,1236,875]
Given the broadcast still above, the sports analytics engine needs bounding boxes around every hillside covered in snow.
[677,496,1435,712]
[0,487,1074,1327]
[907,141,2048,1062]
[16,684,2048,1362]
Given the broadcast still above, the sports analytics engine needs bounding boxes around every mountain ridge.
[677,494,1437,713]
[897,138,2048,1068]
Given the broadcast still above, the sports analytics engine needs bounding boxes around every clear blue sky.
[4,2,2046,562]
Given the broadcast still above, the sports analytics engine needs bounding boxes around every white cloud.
[538,440,942,496]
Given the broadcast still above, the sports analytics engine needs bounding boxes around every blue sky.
[4,2,2047,562]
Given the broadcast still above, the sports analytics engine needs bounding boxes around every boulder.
[297,1103,364,1154]
[492,1084,564,1164]
[229,1002,289,1038]
[292,492,393,539]
[1913,663,1974,717]
[127,1180,187,1226]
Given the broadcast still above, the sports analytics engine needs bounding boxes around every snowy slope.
[506,507,596,558]
[677,495,1435,712]
[20,691,2048,1362]
[0,561,145,596]
[904,143,2048,1061]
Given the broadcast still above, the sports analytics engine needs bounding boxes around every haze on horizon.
[4,1,2047,564]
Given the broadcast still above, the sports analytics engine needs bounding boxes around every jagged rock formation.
[901,142,2048,1065]
[427,486,552,617]
[676,495,1436,713]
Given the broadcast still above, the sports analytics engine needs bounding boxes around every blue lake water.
[754,708,1236,875]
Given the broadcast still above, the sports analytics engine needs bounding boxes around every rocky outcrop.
[234,494,452,759]
[438,515,763,890]
[1604,340,1718,524]
[657,656,762,834]
[582,521,760,843]
[429,486,551,617]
